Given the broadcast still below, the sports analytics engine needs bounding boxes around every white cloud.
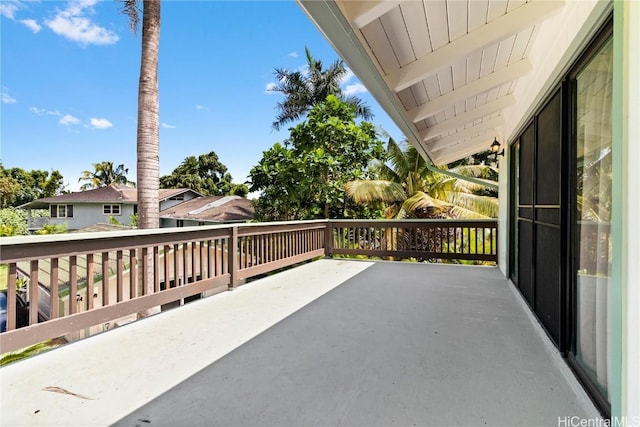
[264,82,277,94]
[89,117,112,129]
[340,68,356,84]
[0,1,20,20]
[2,88,16,104]
[20,18,41,33]
[60,114,80,125]
[195,104,209,111]
[343,82,368,96]
[288,51,298,58]
[45,0,119,46]
[30,106,46,114]
[161,122,176,129]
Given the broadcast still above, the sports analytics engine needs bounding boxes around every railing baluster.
[69,256,77,315]
[130,249,137,299]
[50,258,59,319]
[87,254,94,310]
[174,244,180,287]
[29,260,39,324]
[153,246,160,293]
[102,252,110,306]
[116,251,123,302]
[7,263,17,330]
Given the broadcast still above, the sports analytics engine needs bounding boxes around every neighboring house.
[160,195,254,228]
[19,184,253,232]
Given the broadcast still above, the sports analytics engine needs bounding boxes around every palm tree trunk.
[136,0,160,315]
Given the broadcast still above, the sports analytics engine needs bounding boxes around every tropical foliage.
[0,164,65,207]
[249,95,384,221]
[345,138,499,219]
[269,47,373,130]
[160,151,248,196]
[0,208,28,236]
[78,162,135,190]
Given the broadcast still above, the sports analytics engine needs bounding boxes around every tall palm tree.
[121,0,160,230]
[78,162,135,190]
[122,0,160,314]
[345,138,499,219]
[270,47,373,130]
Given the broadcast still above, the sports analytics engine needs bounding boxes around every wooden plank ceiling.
[301,0,565,165]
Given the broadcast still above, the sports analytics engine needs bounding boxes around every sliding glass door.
[507,21,613,415]
[572,35,613,403]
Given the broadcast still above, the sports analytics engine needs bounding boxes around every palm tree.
[122,0,160,314]
[270,47,373,130]
[121,0,160,230]
[78,162,135,190]
[345,138,498,219]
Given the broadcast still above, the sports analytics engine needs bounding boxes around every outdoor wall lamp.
[490,138,504,160]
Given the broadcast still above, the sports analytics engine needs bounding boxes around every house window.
[169,194,184,201]
[50,204,73,218]
[103,204,122,215]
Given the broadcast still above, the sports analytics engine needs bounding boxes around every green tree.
[160,151,248,196]
[270,47,373,131]
[0,164,65,207]
[345,138,499,219]
[79,162,135,190]
[250,95,384,221]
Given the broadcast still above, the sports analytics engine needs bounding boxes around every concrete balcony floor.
[1,259,600,426]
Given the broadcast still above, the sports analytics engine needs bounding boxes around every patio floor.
[1,259,600,426]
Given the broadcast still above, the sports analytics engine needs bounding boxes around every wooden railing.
[0,219,496,353]
[328,219,498,262]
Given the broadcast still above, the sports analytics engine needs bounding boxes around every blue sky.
[1,0,403,192]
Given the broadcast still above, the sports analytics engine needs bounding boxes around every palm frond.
[448,206,493,219]
[385,138,411,180]
[444,191,499,218]
[120,0,140,34]
[402,191,448,212]
[345,180,406,203]
[449,164,499,181]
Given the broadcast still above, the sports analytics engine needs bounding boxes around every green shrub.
[0,208,28,236]
[35,223,68,235]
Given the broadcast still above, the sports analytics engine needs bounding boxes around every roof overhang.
[297,0,611,166]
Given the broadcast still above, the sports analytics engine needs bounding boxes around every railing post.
[229,225,239,289]
[324,220,333,258]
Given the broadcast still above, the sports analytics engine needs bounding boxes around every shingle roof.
[159,188,203,201]
[159,196,254,223]
[19,184,138,209]
[19,185,201,209]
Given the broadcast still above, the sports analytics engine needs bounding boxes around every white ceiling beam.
[408,59,532,123]
[427,117,504,151]
[429,133,497,160]
[432,137,498,166]
[387,1,564,92]
[419,95,515,141]
[340,1,402,29]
